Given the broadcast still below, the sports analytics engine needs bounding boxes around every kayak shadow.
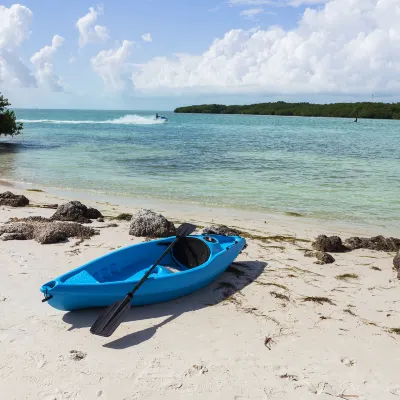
[103,314,178,349]
[62,260,268,347]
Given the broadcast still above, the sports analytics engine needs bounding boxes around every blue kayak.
[40,234,246,311]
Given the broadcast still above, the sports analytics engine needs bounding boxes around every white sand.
[0,183,399,400]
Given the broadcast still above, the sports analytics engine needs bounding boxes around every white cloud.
[141,33,152,42]
[91,40,133,91]
[132,0,400,96]
[69,55,76,64]
[229,0,327,6]
[0,4,36,87]
[76,6,109,48]
[0,4,32,50]
[240,8,264,18]
[30,35,67,91]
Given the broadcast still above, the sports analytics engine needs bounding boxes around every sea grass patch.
[303,296,335,305]
[336,273,359,281]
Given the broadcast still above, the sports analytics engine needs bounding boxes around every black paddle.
[90,223,197,337]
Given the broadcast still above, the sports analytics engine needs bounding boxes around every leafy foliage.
[175,101,400,120]
[0,93,23,136]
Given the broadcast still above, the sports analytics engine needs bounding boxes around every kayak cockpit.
[52,235,237,286]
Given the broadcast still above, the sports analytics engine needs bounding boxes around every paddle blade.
[90,295,132,337]
[176,223,197,237]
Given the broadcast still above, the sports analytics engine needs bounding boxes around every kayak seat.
[65,270,99,284]
[172,237,210,269]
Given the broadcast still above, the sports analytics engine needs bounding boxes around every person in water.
[156,113,159,119]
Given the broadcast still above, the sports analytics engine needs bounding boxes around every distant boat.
[155,113,168,123]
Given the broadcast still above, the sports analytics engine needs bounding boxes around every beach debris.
[184,364,208,377]
[95,223,118,229]
[97,217,104,222]
[388,328,400,335]
[336,273,359,281]
[312,235,348,252]
[256,282,288,290]
[279,373,299,381]
[264,336,277,350]
[31,203,58,209]
[0,220,98,244]
[270,291,290,302]
[69,350,87,361]
[114,213,133,221]
[341,358,355,367]
[0,191,29,207]
[388,387,400,397]
[304,250,335,264]
[199,224,241,236]
[393,252,400,279]
[303,296,335,305]
[129,209,176,237]
[50,200,103,223]
[344,235,400,252]
[371,266,382,271]
[343,308,357,316]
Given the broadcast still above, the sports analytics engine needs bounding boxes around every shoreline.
[0,179,397,238]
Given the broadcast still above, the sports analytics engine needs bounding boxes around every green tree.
[0,93,23,136]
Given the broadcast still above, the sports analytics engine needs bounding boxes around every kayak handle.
[42,294,53,303]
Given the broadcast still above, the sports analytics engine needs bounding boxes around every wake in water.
[18,114,167,125]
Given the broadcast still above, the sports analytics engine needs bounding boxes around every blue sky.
[0,1,399,109]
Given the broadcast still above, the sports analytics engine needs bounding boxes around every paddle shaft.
[127,235,182,298]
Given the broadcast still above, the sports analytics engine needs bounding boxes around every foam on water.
[19,114,167,125]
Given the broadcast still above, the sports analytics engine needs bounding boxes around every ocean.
[1,109,399,231]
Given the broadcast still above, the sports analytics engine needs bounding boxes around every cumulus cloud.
[240,8,264,18]
[132,0,400,96]
[0,4,36,87]
[30,35,67,91]
[76,6,109,47]
[91,40,133,91]
[141,33,152,42]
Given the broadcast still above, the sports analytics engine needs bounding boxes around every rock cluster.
[312,235,348,252]
[304,250,335,264]
[129,209,176,237]
[344,235,400,252]
[50,201,103,223]
[0,191,29,207]
[199,225,241,236]
[0,217,98,244]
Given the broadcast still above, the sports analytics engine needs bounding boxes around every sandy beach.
[0,182,399,400]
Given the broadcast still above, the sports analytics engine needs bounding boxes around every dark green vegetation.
[0,93,23,136]
[113,213,133,221]
[175,101,400,120]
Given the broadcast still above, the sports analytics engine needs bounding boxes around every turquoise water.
[1,109,399,230]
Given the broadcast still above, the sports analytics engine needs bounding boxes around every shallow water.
[1,109,399,231]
